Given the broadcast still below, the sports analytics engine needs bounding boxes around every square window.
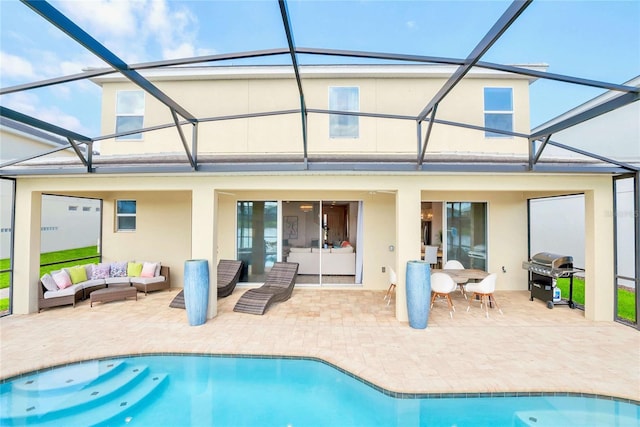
[484,88,512,111]
[484,113,513,138]
[116,200,136,232]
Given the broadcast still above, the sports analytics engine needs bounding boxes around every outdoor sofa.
[286,246,355,275]
[38,261,170,311]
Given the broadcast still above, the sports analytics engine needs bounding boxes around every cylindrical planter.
[184,259,210,326]
[406,260,431,329]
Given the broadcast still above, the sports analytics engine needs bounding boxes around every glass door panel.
[282,201,321,285]
[446,202,487,270]
[237,201,278,283]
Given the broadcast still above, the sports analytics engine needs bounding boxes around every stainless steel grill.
[521,252,575,278]
[522,252,580,309]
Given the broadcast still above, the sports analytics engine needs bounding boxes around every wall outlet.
[382,266,386,273]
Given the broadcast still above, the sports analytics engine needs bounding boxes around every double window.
[116,90,144,140]
[484,87,513,138]
[116,200,136,231]
[329,87,359,138]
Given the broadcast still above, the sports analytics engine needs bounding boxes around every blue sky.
[0,0,638,138]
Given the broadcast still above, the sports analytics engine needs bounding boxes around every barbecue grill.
[522,252,580,309]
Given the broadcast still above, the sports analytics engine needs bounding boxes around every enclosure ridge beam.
[546,140,640,172]
[417,0,532,161]
[0,106,92,142]
[21,0,197,123]
[279,0,309,169]
[530,92,640,140]
[417,0,531,123]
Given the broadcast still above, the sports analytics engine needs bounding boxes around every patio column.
[191,185,217,319]
[584,186,615,321]
[12,190,42,314]
[395,185,423,322]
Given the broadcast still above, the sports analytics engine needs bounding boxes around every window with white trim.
[329,86,359,138]
[115,90,144,140]
[484,87,513,138]
[116,200,136,231]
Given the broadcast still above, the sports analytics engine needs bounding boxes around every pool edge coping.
[2,351,639,406]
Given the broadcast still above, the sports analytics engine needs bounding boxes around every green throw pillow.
[127,262,143,277]
[68,266,88,284]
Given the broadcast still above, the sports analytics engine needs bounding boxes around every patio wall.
[10,172,613,322]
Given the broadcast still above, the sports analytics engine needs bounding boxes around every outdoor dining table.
[431,268,489,283]
[431,268,493,306]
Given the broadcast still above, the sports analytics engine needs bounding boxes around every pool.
[1,354,638,426]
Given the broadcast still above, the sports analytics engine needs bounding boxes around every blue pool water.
[1,355,639,426]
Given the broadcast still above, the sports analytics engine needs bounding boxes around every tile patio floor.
[1,287,638,402]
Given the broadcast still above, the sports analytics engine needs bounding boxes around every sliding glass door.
[237,201,278,283]
[446,202,487,270]
[282,201,321,285]
[237,199,361,285]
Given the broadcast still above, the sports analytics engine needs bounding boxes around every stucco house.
[0,1,637,329]
[3,62,638,325]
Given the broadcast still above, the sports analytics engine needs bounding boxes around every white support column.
[584,186,615,321]
[191,185,217,319]
[12,190,42,314]
[395,185,423,322]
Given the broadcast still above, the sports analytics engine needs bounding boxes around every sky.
[0,0,638,139]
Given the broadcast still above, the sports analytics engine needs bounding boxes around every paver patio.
[1,288,638,402]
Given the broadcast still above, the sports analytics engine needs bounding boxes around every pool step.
[1,361,168,426]
[8,360,126,395]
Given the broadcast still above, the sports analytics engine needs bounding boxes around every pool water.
[1,355,638,426]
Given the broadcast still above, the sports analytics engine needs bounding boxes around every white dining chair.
[430,272,457,318]
[443,259,467,298]
[383,267,397,306]
[465,273,503,318]
[424,245,438,267]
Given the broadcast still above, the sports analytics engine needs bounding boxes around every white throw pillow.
[40,273,59,291]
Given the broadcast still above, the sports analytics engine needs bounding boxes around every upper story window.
[329,87,359,138]
[116,200,136,231]
[484,87,513,138]
[116,90,144,140]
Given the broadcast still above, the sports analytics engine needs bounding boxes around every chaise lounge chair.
[169,259,243,309]
[233,262,299,315]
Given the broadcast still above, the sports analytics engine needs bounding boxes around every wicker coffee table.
[90,286,137,307]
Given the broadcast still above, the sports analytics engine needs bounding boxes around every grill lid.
[530,252,573,269]
[522,252,577,278]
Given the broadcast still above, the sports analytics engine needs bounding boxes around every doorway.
[281,200,360,285]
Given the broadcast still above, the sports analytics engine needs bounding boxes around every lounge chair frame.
[233,262,299,315]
